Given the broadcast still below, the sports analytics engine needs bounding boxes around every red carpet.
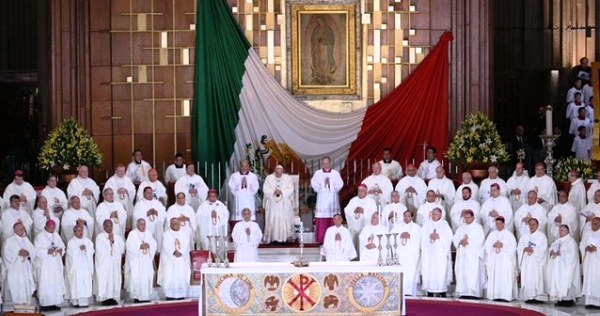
[74,299,544,316]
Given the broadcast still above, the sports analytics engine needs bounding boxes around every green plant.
[553,156,595,182]
[445,112,510,164]
[38,117,103,170]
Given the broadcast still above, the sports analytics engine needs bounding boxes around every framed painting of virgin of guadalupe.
[291,4,356,95]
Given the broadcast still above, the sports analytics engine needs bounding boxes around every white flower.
[490,155,497,162]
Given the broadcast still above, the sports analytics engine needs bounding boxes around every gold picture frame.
[291,4,356,95]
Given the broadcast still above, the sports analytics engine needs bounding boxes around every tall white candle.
[545,106,553,136]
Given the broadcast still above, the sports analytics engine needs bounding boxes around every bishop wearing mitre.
[196,189,229,250]
[321,213,356,262]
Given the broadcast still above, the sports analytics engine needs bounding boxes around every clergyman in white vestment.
[232,208,263,262]
[34,219,66,311]
[2,169,36,214]
[311,156,343,243]
[379,147,403,181]
[32,196,61,240]
[95,219,125,306]
[395,164,427,212]
[454,172,479,203]
[580,217,600,309]
[104,165,136,226]
[65,225,95,307]
[390,210,421,296]
[2,195,33,242]
[126,149,152,184]
[166,192,197,248]
[359,212,388,262]
[196,189,229,250]
[517,218,548,303]
[547,191,578,244]
[2,222,36,305]
[262,165,295,243]
[174,163,209,211]
[479,165,508,203]
[362,162,394,208]
[95,188,128,239]
[484,217,517,302]
[417,147,441,181]
[164,153,186,184]
[546,225,581,307]
[344,184,377,247]
[321,213,356,262]
[136,169,168,208]
[449,187,481,232]
[133,186,167,251]
[61,196,94,243]
[125,218,157,303]
[158,218,192,299]
[513,191,547,240]
[40,174,68,219]
[452,210,485,299]
[506,162,529,211]
[228,159,259,221]
[524,163,558,211]
[420,208,453,297]
[66,165,100,217]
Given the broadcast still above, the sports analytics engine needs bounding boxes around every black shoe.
[51,305,62,311]
[40,306,53,312]
[460,296,479,300]
[554,301,565,307]
[439,292,447,298]
[134,299,149,304]
[586,305,600,310]
[525,299,543,304]
[101,300,111,306]
[493,299,509,303]
[427,292,434,297]
[561,300,575,307]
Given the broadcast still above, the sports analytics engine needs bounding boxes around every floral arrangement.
[38,117,103,170]
[553,156,595,182]
[445,112,510,164]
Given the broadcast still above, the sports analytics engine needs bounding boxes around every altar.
[199,262,405,315]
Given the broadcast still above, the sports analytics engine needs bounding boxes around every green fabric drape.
[193,0,251,171]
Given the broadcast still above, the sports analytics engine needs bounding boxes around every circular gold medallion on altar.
[214,274,255,314]
[347,273,389,312]
[282,273,321,312]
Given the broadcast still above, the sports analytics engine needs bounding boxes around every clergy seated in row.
[581,217,600,309]
[391,210,420,296]
[415,190,445,226]
[174,163,208,211]
[40,174,68,218]
[581,190,600,237]
[167,192,196,248]
[417,147,440,181]
[452,210,485,299]
[67,165,100,217]
[513,191,547,240]
[484,216,517,302]
[382,191,407,229]
[197,189,228,250]
[450,187,481,232]
[104,165,136,225]
[586,171,600,202]
[547,225,581,307]
[229,159,259,225]
[480,183,513,235]
[133,186,167,251]
[2,222,35,306]
[321,213,356,262]
[344,184,376,250]
[125,218,157,303]
[362,162,393,208]
[421,207,453,298]
[548,191,578,244]
[61,195,94,243]
[95,188,127,239]
[427,166,455,210]
[263,165,295,243]
[136,169,168,208]
[479,165,508,203]
[568,170,587,213]
[507,162,529,211]
[65,224,95,308]
[127,149,152,184]
[95,219,125,306]
[2,195,33,242]
[454,172,479,203]
[358,212,388,262]
[517,218,548,304]
[33,196,61,241]
[232,208,263,262]
[158,218,192,300]
[311,156,343,243]
[396,163,426,212]
[3,169,36,214]
[380,147,403,181]
[34,220,65,311]
[164,152,186,184]
[525,163,557,211]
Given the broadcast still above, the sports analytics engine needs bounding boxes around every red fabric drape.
[341,32,453,192]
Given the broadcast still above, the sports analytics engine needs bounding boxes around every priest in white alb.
[581,189,600,237]
[2,169,36,214]
[125,218,157,303]
[420,207,453,297]
[67,165,100,217]
[344,184,377,247]
[359,212,388,262]
[415,190,445,226]
[34,219,65,311]
[390,210,421,296]
[382,191,407,229]
[158,218,191,300]
[2,222,35,305]
[454,172,479,203]
[525,162,557,211]
[321,213,356,262]
[196,189,229,250]
[136,169,168,207]
[452,210,485,299]
[229,159,259,222]
[126,149,152,184]
[427,166,456,210]
[567,170,587,212]
[548,191,578,244]
[311,156,343,243]
[164,153,186,184]
[65,225,95,307]
[546,225,581,307]
[580,217,600,309]
[95,188,128,238]
[95,219,125,306]
[32,196,61,240]
[232,208,263,262]
[396,164,427,212]
[417,147,441,181]
[586,170,600,203]
[379,147,403,181]
[479,165,508,203]
[480,183,514,235]
[2,195,33,242]
[484,217,517,301]
[513,191,547,240]
[133,186,167,251]
[506,162,529,211]
[174,163,208,211]
[362,162,394,207]
[263,165,294,243]
[450,187,481,232]
[61,195,94,243]
[104,164,136,225]
[40,174,68,218]
[517,218,548,303]
[166,192,197,247]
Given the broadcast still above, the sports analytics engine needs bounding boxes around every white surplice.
[517,229,548,301]
[580,201,600,237]
[61,207,94,243]
[321,225,356,262]
[420,218,453,293]
[479,177,508,203]
[196,199,229,250]
[136,179,168,207]
[415,201,445,226]
[1,207,33,242]
[417,159,440,181]
[311,169,343,219]
[67,176,100,217]
[3,180,37,214]
[379,159,403,180]
[513,202,548,240]
[232,220,262,262]
[174,173,209,211]
[262,173,294,243]
[449,199,481,232]
[133,198,166,251]
[126,160,152,183]
[390,221,421,296]
[362,173,394,207]
[344,196,377,243]
[2,234,35,304]
[454,182,479,203]
[65,236,95,305]
[484,229,517,301]
[452,221,485,298]
[166,202,197,247]
[164,164,186,184]
[427,176,456,210]
[34,230,66,306]
[104,174,136,222]
[586,181,600,204]
[546,235,582,302]
[395,175,427,212]
[125,229,157,301]
[506,172,530,211]
[580,229,600,306]
[95,200,128,238]
[40,186,69,218]
[228,171,259,220]
[32,207,61,240]
[480,196,514,235]
[547,201,578,244]
[568,178,587,212]
[94,231,125,302]
[525,175,558,210]
[158,229,191,298]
